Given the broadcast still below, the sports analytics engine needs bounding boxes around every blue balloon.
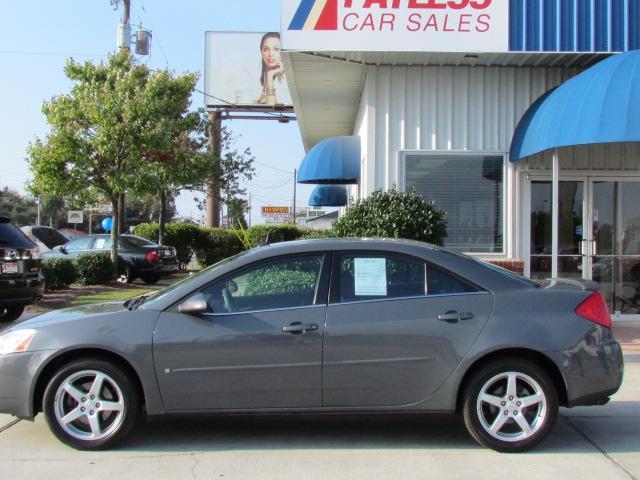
[102,217,113,232]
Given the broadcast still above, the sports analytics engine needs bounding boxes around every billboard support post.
[206,111,222,228]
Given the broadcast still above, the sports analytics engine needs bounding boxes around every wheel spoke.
[87,414,102,437]
[506,373,518,398]
[480,393,504,408]
[514,414,533,435]
[520,393,545,409]
[98,400,124,413]
[61,407,85,425]
[62,382,86,403]
[489,413,509,435]
[88,373,105,399]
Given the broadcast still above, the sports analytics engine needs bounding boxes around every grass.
[69,286,160,307]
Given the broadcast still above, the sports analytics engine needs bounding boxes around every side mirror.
[54,245,67,254]
[178,293,209,315]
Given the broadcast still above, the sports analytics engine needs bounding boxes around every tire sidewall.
[43,359,139,450]
[463,358,559,453]
[0,305,25,323]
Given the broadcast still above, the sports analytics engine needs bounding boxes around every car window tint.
[0,223,34,249]
[338,254,425,303]
[92,237,112,250]
[124,236,157,247]
[32,227,69,249]
[201,255,324,314]
[427,264,479,295]
[65,237,93,251]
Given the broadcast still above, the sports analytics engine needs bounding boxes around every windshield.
[138,251,249,309]
[32,227,69,249]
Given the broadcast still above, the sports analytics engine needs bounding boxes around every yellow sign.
[261,206,290,217]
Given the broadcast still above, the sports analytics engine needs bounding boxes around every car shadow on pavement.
[114,407,640,454]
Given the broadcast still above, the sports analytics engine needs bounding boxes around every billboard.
[281,0,509,53]
[204,32,293,108]
[261,206,291,218]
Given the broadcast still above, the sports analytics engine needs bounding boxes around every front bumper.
[549,331,624,407]
[0,349,54,419]
[0,281,44,307]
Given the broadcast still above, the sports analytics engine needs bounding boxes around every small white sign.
[67,211,84,224]
[354,257,387,296]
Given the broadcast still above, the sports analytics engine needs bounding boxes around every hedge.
[195,228,244,267]
[245,224,305,247]
[75,253,116,285]
[41,259,77,290]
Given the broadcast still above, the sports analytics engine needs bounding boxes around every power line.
[0,51,108,57]
[253,158,295,174]
[248,176,292,190]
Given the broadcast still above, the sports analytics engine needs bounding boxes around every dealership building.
[280,0,640,320]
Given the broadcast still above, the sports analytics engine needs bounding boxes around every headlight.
[0,329,37,354]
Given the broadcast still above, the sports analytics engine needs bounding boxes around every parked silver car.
[0,239,623,452]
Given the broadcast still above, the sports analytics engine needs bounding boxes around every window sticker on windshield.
[94,239,106,250]
[354,258,387,296]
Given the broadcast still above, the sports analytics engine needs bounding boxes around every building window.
[405,153,504,254]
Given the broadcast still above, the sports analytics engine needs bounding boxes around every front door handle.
[282,322,319,334]
[438,311,474,323]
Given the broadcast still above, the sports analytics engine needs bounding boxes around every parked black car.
[41,234,178,284]
[0,216,43,322]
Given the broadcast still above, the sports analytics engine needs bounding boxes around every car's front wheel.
[462,358,559,452]
[43,359,140,450]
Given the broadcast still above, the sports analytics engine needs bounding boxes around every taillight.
[145,250,159,264]
[576,292,611,329]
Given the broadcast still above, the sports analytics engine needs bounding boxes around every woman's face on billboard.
[261,36,281,69]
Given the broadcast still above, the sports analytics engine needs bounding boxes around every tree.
[28,51,204,262]
[0,186,37,226]
[226,197,249,228]
[331,187,448,245]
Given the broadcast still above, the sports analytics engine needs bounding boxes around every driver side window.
[201,255,324,314]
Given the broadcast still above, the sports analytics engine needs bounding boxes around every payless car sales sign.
[282,0,509,52]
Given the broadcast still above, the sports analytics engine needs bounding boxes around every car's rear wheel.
[141,274,160,285]
[462,358,558,452]
[0,305,25,322]
[43,359,140,450]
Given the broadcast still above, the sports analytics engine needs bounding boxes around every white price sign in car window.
[354,258,387,296]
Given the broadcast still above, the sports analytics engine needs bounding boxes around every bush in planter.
[331,187,447,245]
[195,228,244,267]
[41,259,77,290]
[132,222,201,270]
[246,224,305,247]
[75,252,115,285]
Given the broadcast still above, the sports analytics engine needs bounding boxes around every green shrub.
[195,228,244,267]
[41,259,77,290]
[133,222,202,270]
[245,268,317,296]
[331,187,447,245]
[75,253,115,285]
[246,224,305,247]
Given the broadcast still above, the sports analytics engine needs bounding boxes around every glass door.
[590,180,640,316]
[529,180,586,280]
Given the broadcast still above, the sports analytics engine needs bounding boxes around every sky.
[0,0,319,226]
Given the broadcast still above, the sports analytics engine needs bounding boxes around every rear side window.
[0,222,35,249]
[427,264,479,296]
[337,254,426,303]
[92,238,112,250]
[124,236,157,247]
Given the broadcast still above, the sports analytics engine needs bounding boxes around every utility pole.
[205,111,222,227]
[115,0,130,233]
[292,168,297,225]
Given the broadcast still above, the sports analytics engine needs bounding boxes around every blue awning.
[308,185,348,207]
[510,50,640,161]
[297,136,360,184]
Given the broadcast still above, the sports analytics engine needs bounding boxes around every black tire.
[462,358,559,453]
[43,359,140,450]
[0,305,25,323]
[141,274,160,285]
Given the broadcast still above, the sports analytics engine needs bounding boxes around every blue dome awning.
[298,136,360,184]
[308,185,348,207]
[510,50,640,161]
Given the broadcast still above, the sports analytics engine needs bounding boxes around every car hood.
[16,302,127,329]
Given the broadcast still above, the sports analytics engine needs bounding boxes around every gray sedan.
[0,239,623,452]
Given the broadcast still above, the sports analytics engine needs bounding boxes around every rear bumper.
[549,332,624,407]
[0,281,44,307]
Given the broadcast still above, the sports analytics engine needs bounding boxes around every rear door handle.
[282,322,319,334]
[438,311,474,323]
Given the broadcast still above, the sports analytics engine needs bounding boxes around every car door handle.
[282,322,319,334]
[438,311,474,323]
